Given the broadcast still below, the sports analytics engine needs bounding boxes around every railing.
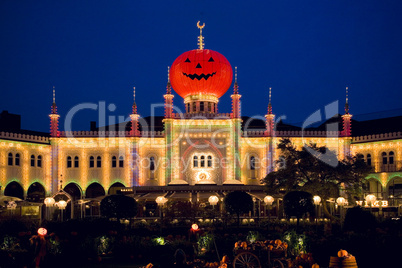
[242,130,340,137]
[58,131,164,138]
[0,131,49,144]
[171,113,232,119]
[353,132,402,143]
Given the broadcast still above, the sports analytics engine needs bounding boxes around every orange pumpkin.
[312,264,319,268]
[170,49,233,99]
[337,249,348,257]
[274,239,282,246]
[221,255,228,264]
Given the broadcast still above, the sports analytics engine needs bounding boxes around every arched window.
[200,102,204,112]
[74,156,79,168]
[389,151,394,165]
[119,156,124,168]
[382,152,387,165]
[193,156,198,168]
[97,156,102,168]
[250,156,256,170]
[366,154,372,166]
[207,155,212,167]
[187,103,190,113]
[193,102,196,112]
[89,156,94,168]
[112,156,117,168]
[37,155,42,167]
[67,156,72,168]
[15,153,20,166]
[31,155,35,167]
[8,153,13,166]
[150,157,155,171]
[200,155,205,167]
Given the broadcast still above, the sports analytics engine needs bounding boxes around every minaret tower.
[265,87,275,174]
[342,87,352,157]
[164,66,174,119]
[49,86,60,137]
[130,87,140,137]
[231,67,241,119]
[49,86,60,194]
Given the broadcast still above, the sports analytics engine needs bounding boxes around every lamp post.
[56,200,67,222]
[44,197,55,220]
[155,196,168,220]
[313,195,321,223]
[336,197,346,225]
[365,194,376,214]
[264,195,274,220]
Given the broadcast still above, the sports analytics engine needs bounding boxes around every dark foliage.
[224,191,253,224]
[343,206,377,233]
[283,191,314,220]
[100,194,138,219]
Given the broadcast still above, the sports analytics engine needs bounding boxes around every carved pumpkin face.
[170,49,233,98]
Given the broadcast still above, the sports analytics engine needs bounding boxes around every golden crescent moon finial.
[197,21,205,49]
[197,21,205,29]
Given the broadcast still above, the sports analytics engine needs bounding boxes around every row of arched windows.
[30,155,43,167]
[193,155,213,168]
[365,151,395,166]
[8,153,20,166]
[366,151,396,172]
[67,156,124,168]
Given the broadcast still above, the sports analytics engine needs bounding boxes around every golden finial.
[235,66,238,83]
[167,66,170,83]
[133,86,136,103]
[197,21,205,50]
[52,86,56,104]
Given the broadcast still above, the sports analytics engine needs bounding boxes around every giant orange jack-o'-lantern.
[170,49,233,99]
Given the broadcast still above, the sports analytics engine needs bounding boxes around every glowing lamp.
[365,194,377,206]
[44,197,55,207]
[336,197,346,206]
[313,196,321,205]
[155,196,168,206]
[57,200,67,210]
[38,228,47,236]
[264,195,274,206]
[208,195,219,206]
[191,224,199,231]
[7,201,17,210]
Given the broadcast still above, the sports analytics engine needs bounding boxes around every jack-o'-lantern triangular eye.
[185,58,191,63]
[208,57,214,62]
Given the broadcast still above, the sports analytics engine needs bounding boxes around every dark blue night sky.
[1,0,402,132]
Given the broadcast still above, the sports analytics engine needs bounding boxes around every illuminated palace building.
[1,23,402,217]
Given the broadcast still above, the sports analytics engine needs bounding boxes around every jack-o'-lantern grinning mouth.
[182,72,217,81]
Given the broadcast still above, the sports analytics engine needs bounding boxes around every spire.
[132,86,137,114]
[345,86,349,114]
[197,21,205,50]
[268,87,272,115]
[167,66,171,94]
[51,86,57,114]
[233,66,239,94]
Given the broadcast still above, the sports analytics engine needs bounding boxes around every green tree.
[224,191,253,225]
[263,138,372,219]
[283,191,314,227]
[100,194,138,220]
